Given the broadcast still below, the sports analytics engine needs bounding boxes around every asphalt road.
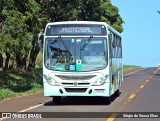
[1,67,160,121]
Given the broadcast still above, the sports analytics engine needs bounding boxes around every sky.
[111,0,160,67]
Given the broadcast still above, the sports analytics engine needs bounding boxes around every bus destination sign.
[46,24,106,36]
[59,27,92,33]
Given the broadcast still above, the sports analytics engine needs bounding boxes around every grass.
[123,65,141,70]
[0,88,19,100]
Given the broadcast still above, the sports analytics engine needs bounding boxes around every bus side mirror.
[38,32,44,48]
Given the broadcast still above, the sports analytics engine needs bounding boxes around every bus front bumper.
[43,82,110,97]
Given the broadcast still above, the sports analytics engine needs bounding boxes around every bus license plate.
[94,89,105,93]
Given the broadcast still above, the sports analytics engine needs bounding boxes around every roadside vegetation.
[0,53,43,101]
[123,65,141,70]
[0,68,43,101]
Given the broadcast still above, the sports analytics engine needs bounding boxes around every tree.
[1,10,31,70]
[101,0,124,32]
[80,0,101,21]
[0,0,5,68]
[0,0,41,70]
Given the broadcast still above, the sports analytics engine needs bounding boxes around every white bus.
[42,21,123,104]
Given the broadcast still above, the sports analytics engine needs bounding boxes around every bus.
[42,21,123,104]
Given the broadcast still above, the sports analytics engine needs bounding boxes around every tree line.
[0,0,124,71]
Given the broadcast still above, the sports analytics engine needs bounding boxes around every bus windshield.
[44,37,108,71]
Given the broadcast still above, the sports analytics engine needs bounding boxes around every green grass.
[0,88,19,100]
[123,65,141,70]
[0,68,43,101]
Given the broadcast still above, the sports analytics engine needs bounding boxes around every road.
[1,67,160,121]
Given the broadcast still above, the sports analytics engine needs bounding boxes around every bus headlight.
[92,76,108,86]
[44,75,60,86]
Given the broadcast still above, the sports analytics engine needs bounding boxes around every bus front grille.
[55,75,96,80]
[64,88,87,93]
[61,82,90,86]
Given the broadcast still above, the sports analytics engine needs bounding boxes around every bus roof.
[46,21,107,26]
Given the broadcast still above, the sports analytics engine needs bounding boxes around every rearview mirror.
[38,32,44,48]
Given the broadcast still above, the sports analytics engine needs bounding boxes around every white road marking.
[19,103,44,112]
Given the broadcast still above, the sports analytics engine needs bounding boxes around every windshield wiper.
[58,36,69,51]
[80,36,93,51]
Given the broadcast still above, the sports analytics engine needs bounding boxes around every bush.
[8,79,33,92]
[0,67,43,100]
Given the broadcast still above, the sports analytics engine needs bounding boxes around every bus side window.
[116,37,122,58]
[112,35,116,58]
[109,31,113,58]
[119,38,122,58]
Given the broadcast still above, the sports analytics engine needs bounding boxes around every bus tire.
[104,96,111,104]
[114,89,121,97]
[52,96,61,104]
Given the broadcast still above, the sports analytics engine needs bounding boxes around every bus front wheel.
[52,96,61,104]
[114,89,121,97]
[104,96,111,104]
